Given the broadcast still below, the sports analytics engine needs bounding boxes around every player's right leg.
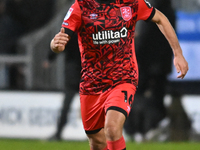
[80,94,107,150]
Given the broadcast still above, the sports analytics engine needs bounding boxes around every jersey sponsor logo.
[92,27,128,45]
[120,6,132,21]
[144,0,152,8]
[64,8,73,21]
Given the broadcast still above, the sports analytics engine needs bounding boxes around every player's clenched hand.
[174,54,189,79]
[51,28,70,53]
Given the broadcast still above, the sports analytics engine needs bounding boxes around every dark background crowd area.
[0,0,56,54]
[0,0,56,89]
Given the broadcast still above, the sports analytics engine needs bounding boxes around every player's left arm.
[151,9,189,79]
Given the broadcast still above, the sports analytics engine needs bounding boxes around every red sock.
[107,136,126,150]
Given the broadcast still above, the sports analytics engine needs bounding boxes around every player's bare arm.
[50,27,70,53]
[151,9,189,79]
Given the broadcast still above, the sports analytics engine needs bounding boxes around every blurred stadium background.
[0,0,200,149]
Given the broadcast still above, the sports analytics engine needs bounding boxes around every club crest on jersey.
[120,6,132,21]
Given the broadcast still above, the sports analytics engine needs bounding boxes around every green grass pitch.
[0,139,200,150]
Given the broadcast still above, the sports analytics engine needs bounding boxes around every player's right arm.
[50,28,70,53]
[51,0,81,53]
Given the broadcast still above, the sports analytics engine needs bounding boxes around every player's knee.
[105,122,121,141]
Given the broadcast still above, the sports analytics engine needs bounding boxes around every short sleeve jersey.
[62,0,155,95]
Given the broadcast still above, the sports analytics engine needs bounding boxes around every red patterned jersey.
[62,0,155,94]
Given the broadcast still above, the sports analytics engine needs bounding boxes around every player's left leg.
[104,83,136,150]
[86,110,126,150]
[105,110,126,150]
